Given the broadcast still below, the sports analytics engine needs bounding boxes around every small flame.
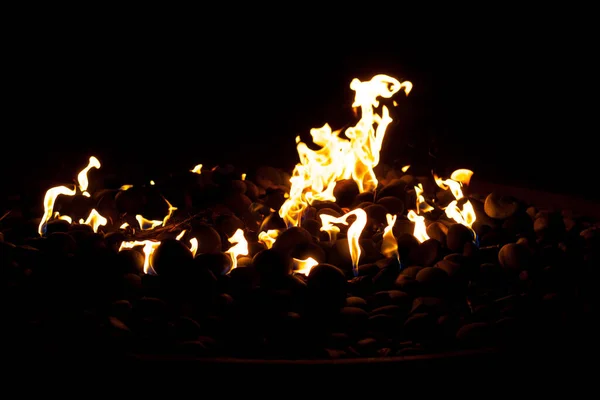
[175,230,186,241]
[258,229,280,249]
[241,173,246,181]
[279,74,412,227]
[319,208,367,276]
[54,211,73,224]
[82,209,107,232]
[434,169,477,232]
[401,165,410,173]
[38,185,77,235]
[190,164,203,174]
[150,180,155,185]
[120,222,129,229]
[225,228,248,272]
[162,198,177,226]
[189,238,198,256]
[120,185,133,191]
[119,240,161,274]
[136,215,162,230]
[407,210,430,243]
[415,183,434,213]
[381,213,399,262]
[293,257,318,276]
[77,156,101,194]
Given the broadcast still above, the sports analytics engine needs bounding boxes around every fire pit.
[2,74,596,366]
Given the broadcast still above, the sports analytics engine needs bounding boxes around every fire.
[77,156,101,196]
[189,238,198,257]
[190,164,203,174]
[120,185,133,191]
[136,215,162,230]
[119,240,160,274]
[38,185,77,235]
[319,208,367,276]
[381,213,399,263]
[258,229,280,249]
[415,183,434,213]
[407,210,430,243]
[162,198,177,226]
[279,74,412,227]
[81,209,107,233]
[293,257,318,276]
[53,211,73,224]
[225,228,248,272]
[434,169,477,232]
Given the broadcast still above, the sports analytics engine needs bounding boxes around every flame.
[319,208,367,276]
[119,240,160,274]
[241,173,246,181]
[77,156,101,196]
[401,165,410,173]
[82,209,107,232]
[162,198,177,226]
[120,222,129,229]
[190,164,203,174]
[293,257,318,276]
[120,185,133,191]
[225,228,248,272]
[407,210,429,243]
[279,74,412,227]
[175,230,186,240]
[38,185,77,235]
[150,180,155,185]
[434,169,477,232]
[54,211,73,224]
[189,238,198,257]
[136,215,162,230]
[258,229,280,249]
[415,183,434,213]
[381,213,399,262]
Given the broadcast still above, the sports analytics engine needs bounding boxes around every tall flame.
[279,74,412,227]
[225,228,248,272]
[434,169,477,232]
[38,186,77,235]
[77,156,101,196]
[408,210,429,243]
[319,208,367,276]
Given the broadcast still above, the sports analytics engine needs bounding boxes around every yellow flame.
[225,229,248,272]
[415,183,434,213]
[401,165,410,173]
[241,173,246,181]
[120,185,133,191]
[434,169,477,231]
[381,213,399,262]
[120,222,129,229]
[136,215,162,230]
[82,209,108,232]
[293,257,318,276]
[175,230,186,240]
[77,156,101,193]
[38,185,77,235]
[191,164,203,174]
[407,210,429,243]
[162,198,177,226]
[119,240,160,274]
[258,229,280,249]
[54,211,73,224]
[189,238,198,257]
[150,180,155,185]
[319,208,367,276]
[279,74,412,227]
[450,169,474,186]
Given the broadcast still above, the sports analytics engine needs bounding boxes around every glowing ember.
[279,74,412,227]
[381,213,399,263]
[293,257,318,276]
[225,228,248,272]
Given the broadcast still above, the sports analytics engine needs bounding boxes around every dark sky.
[3,13,597,200]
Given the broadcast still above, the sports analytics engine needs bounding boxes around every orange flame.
[136,215,162,230]
[258,229,280,249]
[225,228,248,272]
[119,240,160,274]
[38,185,77,235]
[77,156,101,196]
[320,208,367,276]
[81,209,107,232]
[279,74,412,227]
[381,213,399,262]
[189,238,198,257]
[293,257,318,276]
[190,164,203,174]
[415,183,434,213]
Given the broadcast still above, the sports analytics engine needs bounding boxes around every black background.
[3,10,597,203]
